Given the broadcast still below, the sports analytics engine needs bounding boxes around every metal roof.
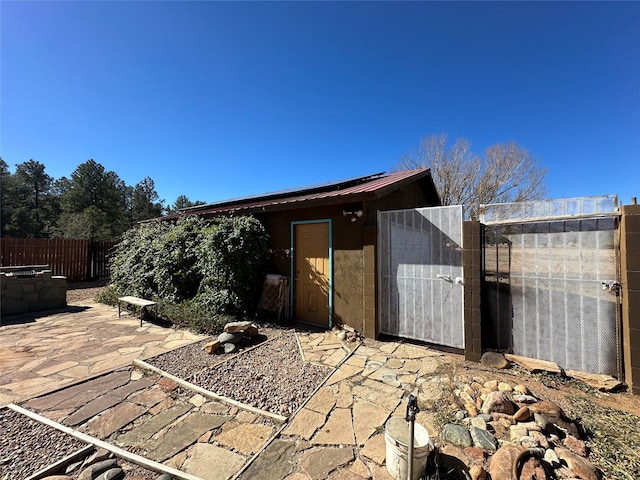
[173,169,432,217]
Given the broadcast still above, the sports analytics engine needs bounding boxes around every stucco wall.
[257,204,366,332]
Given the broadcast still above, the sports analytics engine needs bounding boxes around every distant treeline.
[0,158,204,241]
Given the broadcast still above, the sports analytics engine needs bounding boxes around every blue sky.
[2,1,639,208]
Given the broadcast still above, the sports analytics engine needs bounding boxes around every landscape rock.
[480,352,509,369]
[224,321,254,333]
[505,354,562,375]
[441,424,473,448]
[555,447,600,480]
[513,406,531,422]
[223,342,237,354]
[482,391,515,415]
[469,464,488,480]
[470,426,498,451]
[78,459,118,480]
[565,370,623,392]
[94,468,124,480]
[489,445,523,480]
[203,340,221,354]
[218,332,244,344]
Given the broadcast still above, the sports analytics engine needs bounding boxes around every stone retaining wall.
[1,267,66,316]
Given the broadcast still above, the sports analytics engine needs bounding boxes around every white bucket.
[385,416,433,480]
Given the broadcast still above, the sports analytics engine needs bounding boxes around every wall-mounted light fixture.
[343,209,363,222]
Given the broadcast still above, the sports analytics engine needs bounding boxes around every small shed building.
[177,169,440,338]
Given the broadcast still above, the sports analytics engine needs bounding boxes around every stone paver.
[145,413,233,462]
[300,447,354,480]
[283,408,327,440]
[312,408,355,445]
[215,423,275,455]
[0,301,205,406]
[181,443,245,480]
[116,403,193,447]
[4,303,467,480]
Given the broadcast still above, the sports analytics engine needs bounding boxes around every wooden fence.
[0,238,117,282]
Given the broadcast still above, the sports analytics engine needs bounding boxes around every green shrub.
[154,216,205,302]
[197,216,269,316]
[103,215,269,331]
[110,221,169,299]
[95,284,121,305]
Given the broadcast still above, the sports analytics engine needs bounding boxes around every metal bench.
[117,296,157,326]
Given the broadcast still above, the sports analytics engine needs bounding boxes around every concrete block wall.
[621,204,640,395]
[1,269,67,316]
[463,221,483,362]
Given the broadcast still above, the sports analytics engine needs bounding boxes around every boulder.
[488,445,523,480]
[482,391,515,415]
[218,331,244,344]
[480,352,510,369]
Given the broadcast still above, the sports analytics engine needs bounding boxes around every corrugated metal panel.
[184,169,430,216]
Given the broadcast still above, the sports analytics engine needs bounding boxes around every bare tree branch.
[395,134,547,219]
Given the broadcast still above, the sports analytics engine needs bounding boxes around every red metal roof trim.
[173,169,430,217]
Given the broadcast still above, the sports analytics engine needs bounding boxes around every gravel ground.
[147,330,333,416]
[66,281,108,304]
[0,408,168,479]
[0,407,86,479]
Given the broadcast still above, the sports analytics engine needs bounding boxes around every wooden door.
[294,222,330,327]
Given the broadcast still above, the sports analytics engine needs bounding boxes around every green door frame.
[290,219,333,327]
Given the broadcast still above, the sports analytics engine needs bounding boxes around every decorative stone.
[513,406,531,422]
[223,321,253,333]
[512,394,537,404]
[482,391,515,415]
[478,414,492,423]
[555,447,600,480]
[480,352,509,369]
[464,446,487,462]
[564,434,587,456]
[520,436,540,449]
[78,459,118,480]
[504,354,562,374]
[471,416,487,430]
[483,380,498,390]
[497,382,513,392]
[514,384,530,395]
[528,401,565,419]
[469,464,488,480]
[455,410,467,421]
[510,424,529,442]
[223,342,237,354]
[565,369,624,392]
[543,448,560,467]
[441,424,473,448]
[94,468,124,480]
[470,426,498,451]
[203,340,221,354]
[488,445,523,480]
[218,331,244,344]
